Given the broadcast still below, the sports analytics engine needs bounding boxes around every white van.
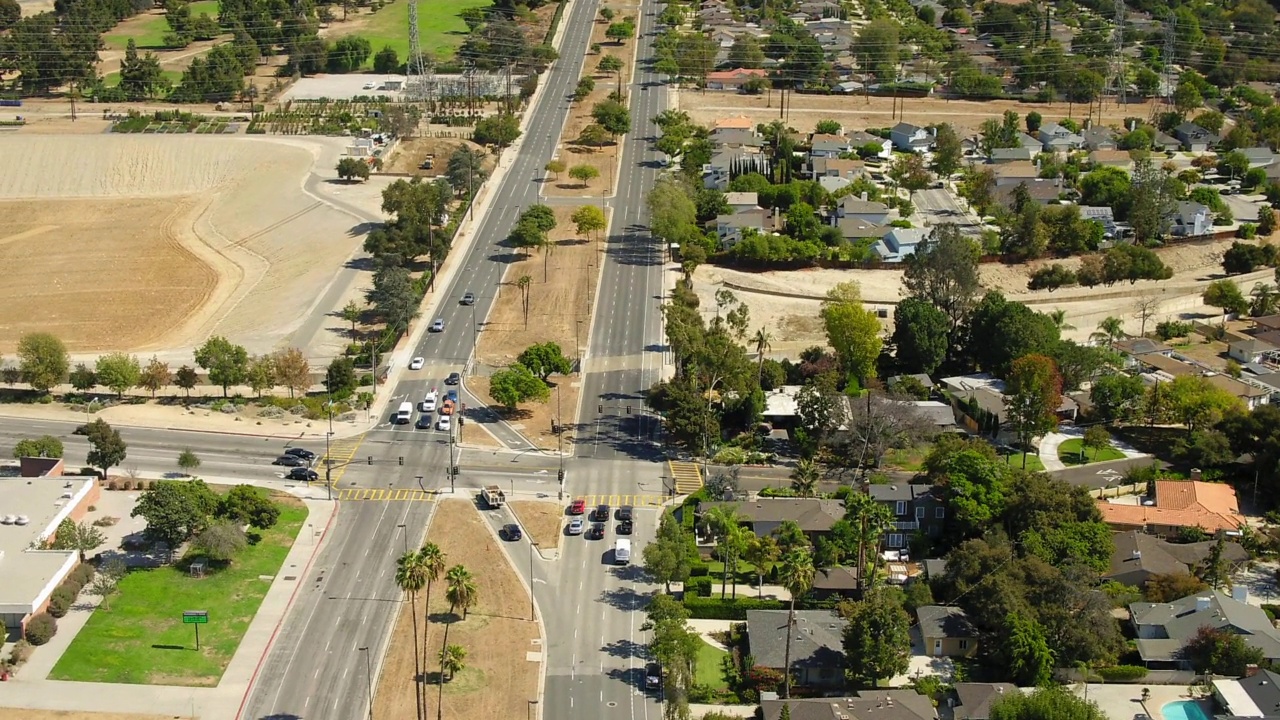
[395,401,413,424]
[614,539,631,565]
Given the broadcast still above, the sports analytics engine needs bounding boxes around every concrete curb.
[235,498,339,719]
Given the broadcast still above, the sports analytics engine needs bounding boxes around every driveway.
[1038,427,1149,474]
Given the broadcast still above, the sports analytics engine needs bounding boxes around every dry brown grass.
[465,375,580,453]
[458,412,504,448]
[509,500,564,551]
[541,2,640,198]
[0,713,174,720]
[372,499,540,720]
[384,137,495,178]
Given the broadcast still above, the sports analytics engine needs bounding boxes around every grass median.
[49,494,307,686]
[1058,438,1126,466]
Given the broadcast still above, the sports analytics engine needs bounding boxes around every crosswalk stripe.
[576,494,666,508]
[320,433,367,489]
[668,459,703,494]
[336,488,438,502]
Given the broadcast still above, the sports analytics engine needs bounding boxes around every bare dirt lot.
[383,136,495,178]
[372,499,539,720]
[0,135,367,357]
[676,92,1171,137]
[0,712,174,720]
[509,499,563,551]
[542,4,639,198]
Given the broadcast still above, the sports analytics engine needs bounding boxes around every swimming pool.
[1162,700,1211,720]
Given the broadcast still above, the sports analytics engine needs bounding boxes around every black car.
[645,662,662,690]
[503,524,523,541]
[590,522,606,539]
[596,504,610,521]
[273,455,306,467]
[445,372,461,385]
[284,448,316,461]
[287,467,319,482]
[617,506,633,522]
[416,414,433,429]
[619,519,633,535]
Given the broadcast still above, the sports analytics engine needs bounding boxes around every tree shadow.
[601,638,648,659]
[150,644,186,651]
[345,256,378,271]
[558,238,590,247]
[428,611,460,624]
[598,585,646,610]
[488,251,524,264]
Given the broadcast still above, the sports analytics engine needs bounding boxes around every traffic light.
[598,404,603,413]
[557,469,565,483]
[398,456,404,466]
[367,456,373,465]
[626,405,632,414]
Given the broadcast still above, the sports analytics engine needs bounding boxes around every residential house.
[1205,373,1271,409]
[713,115,755,132]
[713,208,772,247]
[1240,147,1277,169]
[1152,130,1182,153]
[809,157,867,182]
[1130,590,1280,668]
[746,609,846,687]
[1097,480,1246,538]
[810,133,851,158]
[699,498,845,544]
[834,196,892,225]
[1079,205,1120,238]
[711,127,765,152]
[725,191,759,213]
[1254,314,1280,333]
[991,161,1040,187]
[846,130,891,158]
[890,122,935,152]
[916,605,978,658]
[1133,351,1197,378]
[836,217,892,243]
[905,400,958,431]
[1212,667,1280,718]
[1015,132,1042,150]
[1104,530,1249,588]
[811,566,862,599]
[1081,126,1117,151]
[759,690,937,720]
[762,385,802,427]
[949,684,1019,720]
[1173,122,1221,153]
[797,0,839,19]
[1229,337,1280,365]
[993,179,1062,208]
[1113,337,1174,370]
[870,227,927,263]
[1089,149,1134,172]
[1169,201,1212,237]
[887,374,934,393]
[941,373,1078,438]
[989,147,1036,163]
[1038,122,1085,152]
[702,149,766,190]
[868,483,945,548]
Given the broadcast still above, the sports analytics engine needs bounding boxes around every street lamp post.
[528,542,537,621]
[471,303,478,355]
[325,388,334,502]
[359,646,373,720]
[575,320,583,369]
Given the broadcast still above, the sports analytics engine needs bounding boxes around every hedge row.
[25,613,57,646]
[684,596,785,620]
[47,563,95,619]
[1095,665,1149,682]
[687,576,714,597]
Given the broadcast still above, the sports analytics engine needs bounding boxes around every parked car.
[503,524,523,541]
[461,292,475,305]
[273,455,306,467]
[645,663,662,690]
[568,499,586,515]
[409,356,425,370]
[445,372,461,385]
[287,467,319,482]
[430,318,445,332]
[421,391,438,412]
[567,517,585,535]
[416,414,432,429]
[436,415,452,432]
[284,448,316,461]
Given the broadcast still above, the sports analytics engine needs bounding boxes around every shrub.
[8,640,32,667]
[70,563,95,587]
[47,586,75,618]
[1096,665,1148,682]
[1263,604,1280,620]
[92,516,118,527]
[87,505,96,512]
[683,596,785,619]
[24,613,57,646]
[107,480,119,490]
[687,575,714,597]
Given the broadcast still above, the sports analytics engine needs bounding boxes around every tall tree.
[17,332,68,394]
[272,348,312,398]
[820,282,882,385]
[931,123,962,177]
[137,356,172,398]
[417,542,446,712]
[438,565,478,720]
[891,298,949,375]
[1005,355,1063,468]
[396,550,428,720]
[744,535,780,599]
[840,589,912,688]
[778,547,816,698]
[81,418,127,477]
[95,352,141,398]
[902,225,982,337]
[194,336,249,397]
[1002,612,1055,686]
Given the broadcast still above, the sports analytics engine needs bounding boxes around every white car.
[421,391,438,413]
[436,415,451,432]
[567,518,585,535]
[362,82,376,90]
[409,357,425,370]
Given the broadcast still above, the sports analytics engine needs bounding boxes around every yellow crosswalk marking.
[578,494,666,508]
[321,434,367,489]
[667,460,703,495]
[337,488,438,502]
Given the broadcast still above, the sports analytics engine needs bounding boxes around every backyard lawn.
[883,444,929,472]
[695,639,729,691]
[1001,452,1045,472]
[49,495,307,686]
[331,0,492,69]
[1058,438,1126,466]
[102,70,185,88]
[103,1,220,49]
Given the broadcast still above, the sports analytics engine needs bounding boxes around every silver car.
[429,318,445,332]
[567,518,585,535]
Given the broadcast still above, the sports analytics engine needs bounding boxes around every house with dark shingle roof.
[949,683,1019,720]
[1131,590,1280,668]
[746,609,846,687]
[699,498,845,543]
[917,605,978,658]
[1174,122,1221,152]
[1212,668,1280,718]
[760,690,937,720]
[1105,530,1248,588]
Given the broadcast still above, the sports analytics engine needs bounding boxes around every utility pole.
[505,62,514,114]
[325,388,334,501]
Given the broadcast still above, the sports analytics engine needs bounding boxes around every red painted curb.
[235,500,340,720]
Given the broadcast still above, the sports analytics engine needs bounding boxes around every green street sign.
[183,611,209,625]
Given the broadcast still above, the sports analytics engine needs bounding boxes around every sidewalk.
[0,498,338,718]
[1038,427,1149,472]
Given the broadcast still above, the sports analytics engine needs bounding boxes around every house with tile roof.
[707,68,769,91]
[1097,480,1246,538]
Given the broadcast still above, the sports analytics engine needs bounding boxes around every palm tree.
[778,547,816,699]
[705,505,743,599]
[753,328,773,385]
[395,551,429,720]
[439,644,467,681]
[843,493,895,592]
[1252,283,1278,317]
[1047,309,1075,331]
[437,565,477,720]
[790,458,820,498]
[1091,316,1125,348]
[744,535,780,599]
[725,525,750,599]
[516,275,532,328]
[418,542,446,714]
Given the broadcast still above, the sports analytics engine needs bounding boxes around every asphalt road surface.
[240,0,612,715]
[911,187,984,236]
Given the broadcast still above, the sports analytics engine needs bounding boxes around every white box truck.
[614,539,631,565]
[395,401,412,424]
[481,485,506,508]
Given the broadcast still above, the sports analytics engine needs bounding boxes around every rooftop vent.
[60,491,72,500]
[1132,550,1142,559]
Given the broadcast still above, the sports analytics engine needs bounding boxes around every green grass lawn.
[884,444,930,472]
[49,497,307,686]
[103,1,219,50]
[101,70,185,88]
[695,639,729,690]
[332,0,492,69]
[1000,452,1045,472]
[1058,438,1126,466]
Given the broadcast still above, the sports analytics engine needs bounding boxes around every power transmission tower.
[406,0,428,101]
[1162,12,1177,107]
[1110,0,1126,106]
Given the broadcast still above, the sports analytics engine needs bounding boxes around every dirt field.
[693,236,1262,355]
[459,413,504,448]
[383,136,494,178]
[0,135,368,357]
[372,499,540,720]
[509,499,564,551]
[675,91,1171,137]
[466,375,581,453]
[542,4,639,198]
[0,712,174,720]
